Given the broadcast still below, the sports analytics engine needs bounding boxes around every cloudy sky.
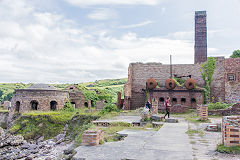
[0,0,239,83]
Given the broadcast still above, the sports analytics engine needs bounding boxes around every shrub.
[62,99,75,112]
[99,104,118,115]
[208,102,232,110]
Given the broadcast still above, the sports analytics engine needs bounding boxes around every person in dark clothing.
[164,97,171,119]
[145,101,151,111]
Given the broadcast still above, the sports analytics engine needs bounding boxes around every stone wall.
[11,89,69,112]
[224,58,240,103]
[96,101,105,110]
[3,101,10,110]
[0,112,9,128]
[65,85,86,108]
[208,103,240,116]
[126,58,225,109]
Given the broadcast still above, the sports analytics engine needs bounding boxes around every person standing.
[8,102,11,111]
[164,97,171,119]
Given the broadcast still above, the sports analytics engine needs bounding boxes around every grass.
[216,144,240,154]
[10,108,101,140]
[186,128,204,138]
[173,110,211,123]
[0,108,10,113]
[89,122,162,143]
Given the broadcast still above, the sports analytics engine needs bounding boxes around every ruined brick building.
[11,84,69,112]
[123,11,240,111]
[65,85,86,108]
[11,84,87,112]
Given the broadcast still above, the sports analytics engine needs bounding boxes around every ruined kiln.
[123,11,240,111]
[11,84,68,112]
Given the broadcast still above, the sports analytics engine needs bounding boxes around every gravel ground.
[188,117,240,160]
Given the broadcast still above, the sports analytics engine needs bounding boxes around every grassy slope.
[0,78,127,103]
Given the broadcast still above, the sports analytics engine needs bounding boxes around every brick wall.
[224,58,240,103]
[194,11,207,64]
[125,58,225,109]
[3,101,10,110]
[222,116,240,147]
[11,89,68,112]
[65,85,86,108]
[81,130,104,146]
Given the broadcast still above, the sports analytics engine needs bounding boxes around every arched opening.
[159,97,164,102]
[191,98,196,103]
[181,98,186,103]
[91,100,94,107]
[15,101,20,112]
[71,102,76,108]
[172,98,177,102]
[50,101,57,111]
[30,100,38,110]
[84,102,88,108]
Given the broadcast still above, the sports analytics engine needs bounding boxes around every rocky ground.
[0,127,75,160]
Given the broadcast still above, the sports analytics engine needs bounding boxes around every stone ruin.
[10,84,89,113]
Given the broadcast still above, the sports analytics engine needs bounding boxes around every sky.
[0,0,239,83]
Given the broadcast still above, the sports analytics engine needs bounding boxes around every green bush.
[208,102,232,110]
[217,144,240,154]
[61,99,75,112]
[99,104,118,115]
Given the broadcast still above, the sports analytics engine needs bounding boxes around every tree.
[230,50,240,58]
[200,57,216,103]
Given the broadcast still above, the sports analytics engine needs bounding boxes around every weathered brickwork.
[65,85,86,108]
[194,11,207,64]
[208,103,240,116]
[224,58,240,103]
[222,116,240,147]
[11,89,68,112]
[3,101,10,110]
[150,87,203,112]
[96,101,105,110]
[81,130,104,146]
[125,58,225,110]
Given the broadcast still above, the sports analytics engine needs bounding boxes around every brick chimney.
[194,11,207,64]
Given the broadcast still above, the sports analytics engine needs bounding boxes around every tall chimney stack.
[194,11,207,64]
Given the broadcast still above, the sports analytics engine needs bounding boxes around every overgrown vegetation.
[0,83,31,102]
[99,104,119,115]
[9,108,100,140]
[200,57,216,103]
[217,144,240,154]
[208,102,233,110]
[186,128,204,137]
[173,77,186,86]
[230,50,240,58]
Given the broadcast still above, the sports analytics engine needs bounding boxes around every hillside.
[0,78,128,103]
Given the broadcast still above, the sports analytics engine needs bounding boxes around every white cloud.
[65,0,161,7]
[0,0,194,84]
[119,20,154,29]
[87,8,118,20]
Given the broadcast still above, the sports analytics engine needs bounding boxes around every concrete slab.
[74,121,192,160]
